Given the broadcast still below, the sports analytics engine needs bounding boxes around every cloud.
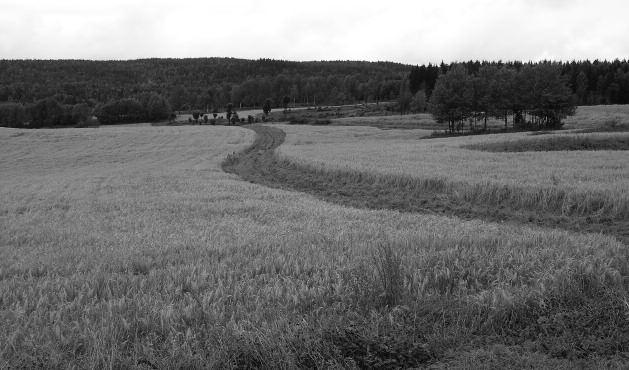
[0,0,627,63]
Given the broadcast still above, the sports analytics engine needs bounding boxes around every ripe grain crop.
[1,124,628,367]
[278,124,629,221]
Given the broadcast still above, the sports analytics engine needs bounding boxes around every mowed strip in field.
[1,124,629,367]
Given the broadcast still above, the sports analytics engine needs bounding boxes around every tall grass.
[563,104,629,130]
[278,125,629,220]
[465,133,629,152]
[1,124,628,367]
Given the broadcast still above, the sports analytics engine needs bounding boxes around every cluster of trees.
[0,92,171,127]
[95,93,171,125]
[408,59,629,105]
[562,60,629,105]
[428,63,576,132]
[0,58,409,113]
[0,99,92,128]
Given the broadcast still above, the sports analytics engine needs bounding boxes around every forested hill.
[0,58,411,110]
[1,58,628,114]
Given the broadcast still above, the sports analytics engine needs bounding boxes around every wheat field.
[278,124,629,219]
[1,123,628,367]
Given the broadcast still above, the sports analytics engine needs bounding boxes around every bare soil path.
[223,124,629,245]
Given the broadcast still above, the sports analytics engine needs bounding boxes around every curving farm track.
[223,124,629,244]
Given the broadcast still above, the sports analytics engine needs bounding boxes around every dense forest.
[0,58,628,127]
[409,59,629,105]
[0,58,409,110]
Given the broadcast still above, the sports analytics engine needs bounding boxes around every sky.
[0,0,627,64]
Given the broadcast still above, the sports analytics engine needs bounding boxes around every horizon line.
[2,56,628,66]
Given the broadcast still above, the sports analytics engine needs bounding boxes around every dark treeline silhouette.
[0,93,171,128]
[428,63,576,132]
[0,58,408,126]
[0,98,93,128]
[1,58,628,128]
[409,59,629,105]
[96,93,172,125]
[0,58,409,110]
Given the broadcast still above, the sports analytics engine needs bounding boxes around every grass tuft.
[372,242,405,307]
[130,260,151,275]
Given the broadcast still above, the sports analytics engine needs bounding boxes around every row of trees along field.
[426,63,576,132]
[407,59,629,106]
[0,92,171,128]
[0,58,628,127]
[0,99,91,128]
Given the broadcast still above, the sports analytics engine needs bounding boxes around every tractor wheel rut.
[222,124,629,245]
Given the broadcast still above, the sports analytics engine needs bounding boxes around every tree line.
[0,92,171,128]
[0,99,91,128]
[0,58,409,112]
[408,59,629,105]
[427,63,576,132]
[1,58,628,128]
[95,93,171,125]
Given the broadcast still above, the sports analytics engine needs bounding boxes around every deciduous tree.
[428,65,474,132]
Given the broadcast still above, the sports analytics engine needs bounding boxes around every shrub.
[263,98,272,116]
[230,112,239,125]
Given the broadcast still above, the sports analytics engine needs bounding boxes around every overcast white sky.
[0,0,627,64]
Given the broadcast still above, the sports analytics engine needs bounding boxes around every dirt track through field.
[222,124,629,244]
